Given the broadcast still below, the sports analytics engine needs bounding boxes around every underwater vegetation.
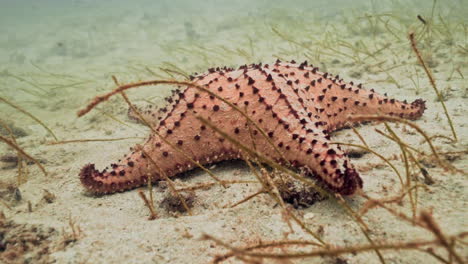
[0,0,467,263]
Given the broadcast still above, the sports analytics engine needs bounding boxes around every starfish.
[80,60,425,195]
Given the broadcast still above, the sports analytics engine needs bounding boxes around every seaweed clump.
[160,185,196,214]
[0,214,57,263]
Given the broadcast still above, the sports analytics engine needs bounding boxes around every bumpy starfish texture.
[80,60,426,195]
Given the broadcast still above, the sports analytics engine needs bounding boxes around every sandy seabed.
[0,0,466,263]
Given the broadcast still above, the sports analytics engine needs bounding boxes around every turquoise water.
[1,0,465,116]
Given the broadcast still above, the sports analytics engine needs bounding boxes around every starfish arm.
[80,90,235,193]
[249,69,362,194]
[270,62,426,132]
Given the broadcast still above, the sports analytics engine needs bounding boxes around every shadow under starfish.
[80,60,426,197]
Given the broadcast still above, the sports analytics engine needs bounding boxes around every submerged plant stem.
[47,137,143,145]
[0,135,47,176]
[0,96,58,140]
[409,32,457,142]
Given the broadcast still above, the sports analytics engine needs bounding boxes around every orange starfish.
[80,60,425,195]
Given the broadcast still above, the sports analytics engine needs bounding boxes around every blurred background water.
[0,0,466,161]
[1,0,465,70]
